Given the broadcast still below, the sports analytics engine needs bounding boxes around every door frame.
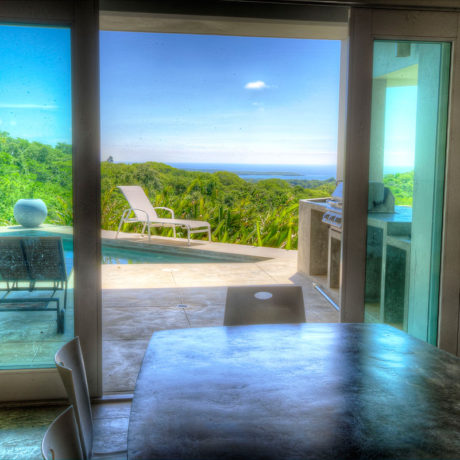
[341,7,460,356]
[0,0,102,401]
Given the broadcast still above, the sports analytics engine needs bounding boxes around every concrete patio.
[102,231,339,393]
[0,225,339,394]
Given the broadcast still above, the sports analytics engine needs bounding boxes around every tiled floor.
[0,401,131,460]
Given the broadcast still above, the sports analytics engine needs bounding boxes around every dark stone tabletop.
[128,323,460,459]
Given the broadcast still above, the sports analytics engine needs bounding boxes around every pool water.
[100,245,245,264]
[0,231,264,265]
[61,240,259,265]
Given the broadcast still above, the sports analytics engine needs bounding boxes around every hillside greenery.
[101,162,336,249]
[0,132,73,226]
[0,132,414,249]
[383,171,414,206]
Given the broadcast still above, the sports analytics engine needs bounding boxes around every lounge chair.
[0,236,68,333]
[116,185,211,245]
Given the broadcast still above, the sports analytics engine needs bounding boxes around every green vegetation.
[0,133,413,249]
[0,132,337,249]
[383,171,414,206]
[101,162,336,249]
[0,132,72,226]
[0,132,416,248]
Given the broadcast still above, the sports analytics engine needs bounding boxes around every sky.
[384,86,416,167]
[0,25,416,167]
[0,25,71,146]
[99,31,341,165]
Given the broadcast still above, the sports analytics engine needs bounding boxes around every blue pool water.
[60,239,260,265]
[100,244,253,264]
[0,231,263,265]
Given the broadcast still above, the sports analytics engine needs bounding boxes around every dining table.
[127,323,460,459]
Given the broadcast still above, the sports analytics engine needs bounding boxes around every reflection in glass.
[365,41,450,345]
[0,25,73,369]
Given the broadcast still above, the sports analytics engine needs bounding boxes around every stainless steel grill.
[322,210,342,230]
[321,182,343,231]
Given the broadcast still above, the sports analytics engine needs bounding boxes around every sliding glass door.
[364,40,450,345]
[342,8,460,354]
[0,24,74,369]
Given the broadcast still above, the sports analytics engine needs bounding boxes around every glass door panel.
[0,24,73,369]
[364,40,450,345]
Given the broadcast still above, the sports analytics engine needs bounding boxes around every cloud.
[0,103,58,110]
[244,81,269,90]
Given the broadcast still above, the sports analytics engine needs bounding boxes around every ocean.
[168,163,337,181]
[167,163,413,182]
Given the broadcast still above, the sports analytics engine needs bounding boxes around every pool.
[0,230,266,265]
[99,243,263,264]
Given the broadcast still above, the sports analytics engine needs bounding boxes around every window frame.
[342,7,460,355]
[0,0,102,401]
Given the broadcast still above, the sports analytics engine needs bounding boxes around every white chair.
[41,405,83,460]
[55,337,126,459]
[116,185,211,245]
[224,285,306,326]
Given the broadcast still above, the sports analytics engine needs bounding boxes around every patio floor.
[0,226,339,394]
[102,231,339,393]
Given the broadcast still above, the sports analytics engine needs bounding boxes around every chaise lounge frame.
[0,236,68,333]
[116,185,211,246]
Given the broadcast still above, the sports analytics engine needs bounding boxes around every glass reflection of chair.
[224,285,306,326]
[41,405,83,460]
[55,337,127,460]
[0,236,68,333]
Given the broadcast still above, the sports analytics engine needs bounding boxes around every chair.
[116,185,211,245]
[42,406,83,460]
[55,337,93,459]
[0,236,68,333]
[55,337,126,460]
[224,285,306,326]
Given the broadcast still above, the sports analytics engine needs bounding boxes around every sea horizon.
[113,160,414,182]
[168,163,337,181]
[167,162,414,181]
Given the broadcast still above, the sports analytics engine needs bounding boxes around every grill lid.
[326,182,343,209]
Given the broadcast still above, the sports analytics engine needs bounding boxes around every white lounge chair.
[0,236,68,333]
[116,185,211,245]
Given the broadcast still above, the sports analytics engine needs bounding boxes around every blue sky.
[0,25,71,146]
[0,25,419,167]
[384,86,416,167]
[100,32,341,165]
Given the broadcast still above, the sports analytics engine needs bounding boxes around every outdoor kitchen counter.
[128,323,460,459]
[297,198,336,278]
[367,205,413,235]
[366,206,413,327]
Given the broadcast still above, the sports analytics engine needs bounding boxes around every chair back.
[41,406,83,460]
[118,185,158,221]
[224,285,306,326]
[0,237,29,282]
[23,237,67,283]
[0,236,67,285]
[55,337,93,460]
